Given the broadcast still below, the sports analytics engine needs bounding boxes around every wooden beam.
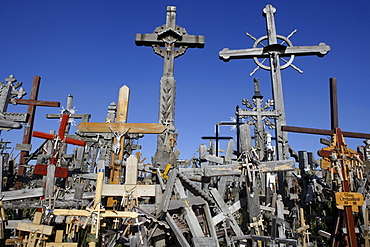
[77,122,166,134]
[17,222,53,235]
[51,209,138,218]
[102,184,156,197]
[282,125,370,139]
[46,244,78,247]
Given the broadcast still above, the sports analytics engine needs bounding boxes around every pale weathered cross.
[219,4,330,160]
[136,6,204,167]
[0,75,28,130]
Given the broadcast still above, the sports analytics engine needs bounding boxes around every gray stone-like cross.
[219,4,330,160]
[136,6,204,166]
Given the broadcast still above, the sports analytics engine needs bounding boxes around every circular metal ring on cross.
[252,35,294,70]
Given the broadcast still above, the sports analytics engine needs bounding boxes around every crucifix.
[13,76,60,169]
[219,4,330,160]
[136,6,204,167]
[46,94,91,132]
[76,85,165,207]
[32,113,86,200]
[46,94,90,165]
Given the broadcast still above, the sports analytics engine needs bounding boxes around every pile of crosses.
[0,4,369,247]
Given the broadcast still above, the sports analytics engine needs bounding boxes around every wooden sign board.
[34,164,69,178]
[335,192,364,207]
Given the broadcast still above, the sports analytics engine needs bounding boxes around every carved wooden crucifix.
[136,6,204,167]
[219,4,330,160]
[76,85,165,207]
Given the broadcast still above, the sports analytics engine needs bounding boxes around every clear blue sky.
[1,0,370,162]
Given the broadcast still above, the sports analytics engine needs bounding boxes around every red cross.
[32,113,86,165]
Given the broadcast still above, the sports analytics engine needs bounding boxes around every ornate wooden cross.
[219,4,330,160]
[0,75,28,130]
[136,6,204,167]
[13,76,60,167]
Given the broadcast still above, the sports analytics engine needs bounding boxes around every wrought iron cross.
[136,6,204,166]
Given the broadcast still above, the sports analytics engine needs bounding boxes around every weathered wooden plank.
[46,243,78,247]
[125,155,138,185]
[2,187,43,201]
[51,209,138,218]
[259,159,295,172]
[77,122,166,134]
[102,184,156,197]
[204,164,241,177]
[192,237,218,247]
[17,222,53,235]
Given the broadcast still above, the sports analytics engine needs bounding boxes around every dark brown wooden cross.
[282,78,370,139]
[282,78,364,247]
[13,76,60,169]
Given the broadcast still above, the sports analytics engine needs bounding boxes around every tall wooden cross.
[282,78,370,139]
[219,4,330,160]
[136,6,204,166]
[280,78,366,247]
[13,76,60,168]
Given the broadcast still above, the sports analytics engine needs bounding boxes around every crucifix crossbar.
[219,4,330,161]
